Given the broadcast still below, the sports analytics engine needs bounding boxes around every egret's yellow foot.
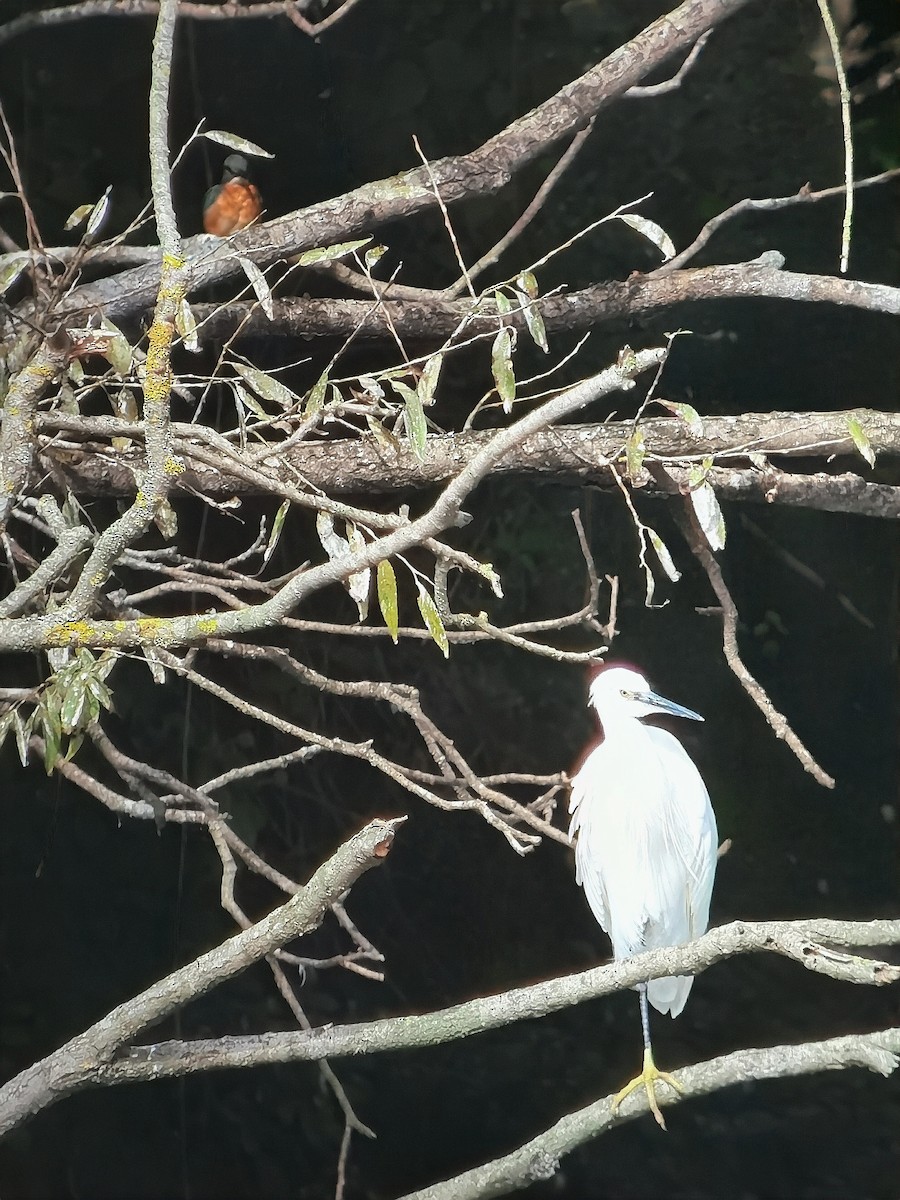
[611,1047,683,1130]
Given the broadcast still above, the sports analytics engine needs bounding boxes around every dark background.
[0,1,899,1197]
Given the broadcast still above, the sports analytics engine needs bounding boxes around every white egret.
[568,664,717,1129]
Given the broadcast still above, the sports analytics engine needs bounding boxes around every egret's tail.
[647,973,693,1017]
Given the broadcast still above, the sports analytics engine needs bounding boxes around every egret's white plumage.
[568,664,718,1126]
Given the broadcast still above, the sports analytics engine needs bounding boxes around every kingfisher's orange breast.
[203,178,262,236]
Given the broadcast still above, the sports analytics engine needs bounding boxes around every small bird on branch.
[203,154,263,236]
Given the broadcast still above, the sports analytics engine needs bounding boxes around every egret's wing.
[643,728,717,936]
[569,746,612,935]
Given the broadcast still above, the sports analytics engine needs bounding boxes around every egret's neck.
[594,709,648,737]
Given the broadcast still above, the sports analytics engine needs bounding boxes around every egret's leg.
[611,985,683,1131]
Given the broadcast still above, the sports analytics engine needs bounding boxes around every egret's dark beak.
[636,690,704,722]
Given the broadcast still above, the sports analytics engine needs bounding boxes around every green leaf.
[491,327,516,414]
[60,680,87,733]
[295,239,372,267]
[516,271,538,298]
[203,130,275,158]
[625,428,646,479]
[262,500,290,568]
[478,561,504,599]
[418,352,443,409]
[657,399,703,436]
[846,417,875,468]
[232,381,267,420]
[618,213,676,261]
[0,252,30,295]
[364,244,387,270]
[238,256,275,320]
[42,721,60,775]
[377,560,400,644]
[233,362,297,410]
[305,371,329,416]
[416,585,449,658]
[494,290,513,316]
[517,291,549,353]
[392,379,427,461]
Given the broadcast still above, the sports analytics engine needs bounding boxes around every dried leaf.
[366,414,399,450]
[377,560,400,644]
[99,318,133,376]
[345,524,370,621]
[690,481,727,551]
[238,256,274,320]
[491,327,516,414]
[846,416,875,468]
[648,528,681,582]
[175,298,200,352]
[64,203,93,232]
[85,186,112,241]
[416,584,449,658]
[154,498,178,540]
[13,710,28,767]
[142,646,167,684]
[618,213,676,261]
[203,130,275,158]
[316,511,347,562]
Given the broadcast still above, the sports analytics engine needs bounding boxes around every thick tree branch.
[0,817,403,1136]
[185,264,900,341]
[41,409,900,509]
[397,1028,900,1200]
[70,917,900,1087]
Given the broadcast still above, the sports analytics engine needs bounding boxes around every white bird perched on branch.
[568,664,718,1129]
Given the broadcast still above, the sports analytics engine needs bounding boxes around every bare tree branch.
[0,816,404,1137]
[396,1028,900,1200]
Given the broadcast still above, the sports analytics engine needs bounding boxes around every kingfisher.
[203,154,263,236]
